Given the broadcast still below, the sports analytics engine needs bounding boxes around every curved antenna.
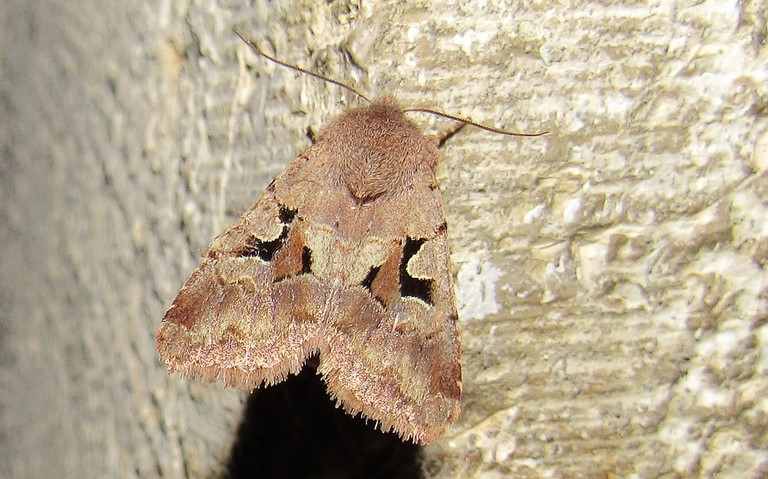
[234,30,372,104]
[234,30,546,138]
[405,107,547,137]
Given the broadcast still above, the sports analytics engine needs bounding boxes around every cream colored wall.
[1,1,765,477]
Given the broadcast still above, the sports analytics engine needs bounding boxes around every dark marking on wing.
[399,237,433,305]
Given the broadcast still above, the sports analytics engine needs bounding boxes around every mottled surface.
[1,0,766,478]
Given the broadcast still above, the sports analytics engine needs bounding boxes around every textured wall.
[1,0,766,478]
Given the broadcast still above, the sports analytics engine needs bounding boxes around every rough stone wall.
[1,0,765,478]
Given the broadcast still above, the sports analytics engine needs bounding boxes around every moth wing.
[317,177,462,445]
[156,154,328,389]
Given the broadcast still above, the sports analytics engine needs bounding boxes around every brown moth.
[157,92,461,443]
[157,33,541,445]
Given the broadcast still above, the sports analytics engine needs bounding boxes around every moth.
[157,32,542,445]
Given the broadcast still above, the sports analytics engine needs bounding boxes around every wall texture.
[1,0,766,478]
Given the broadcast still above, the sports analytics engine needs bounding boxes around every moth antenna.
[405,107,547,137]
[234,30,372,104]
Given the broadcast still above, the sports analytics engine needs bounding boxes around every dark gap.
[361,265,380,291]
[301,246,313,274]
[234,206,298,261]
[220,365,422,479]
[360,265,385,307]
[279,206,297,224]
[399,238,433,305]
[236,230,286,261]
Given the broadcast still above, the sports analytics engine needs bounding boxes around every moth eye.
[399,237,433,305]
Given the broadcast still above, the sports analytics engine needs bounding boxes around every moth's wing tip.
[318,352,460,445]
[155,310,318,391]
[321,381,438,444]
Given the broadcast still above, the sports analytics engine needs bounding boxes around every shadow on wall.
[220,361,422,479]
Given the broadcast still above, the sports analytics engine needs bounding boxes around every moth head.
[317,96,440,202]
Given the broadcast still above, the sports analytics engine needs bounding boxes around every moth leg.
[306,125,319,144]
[434,122,467,148]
